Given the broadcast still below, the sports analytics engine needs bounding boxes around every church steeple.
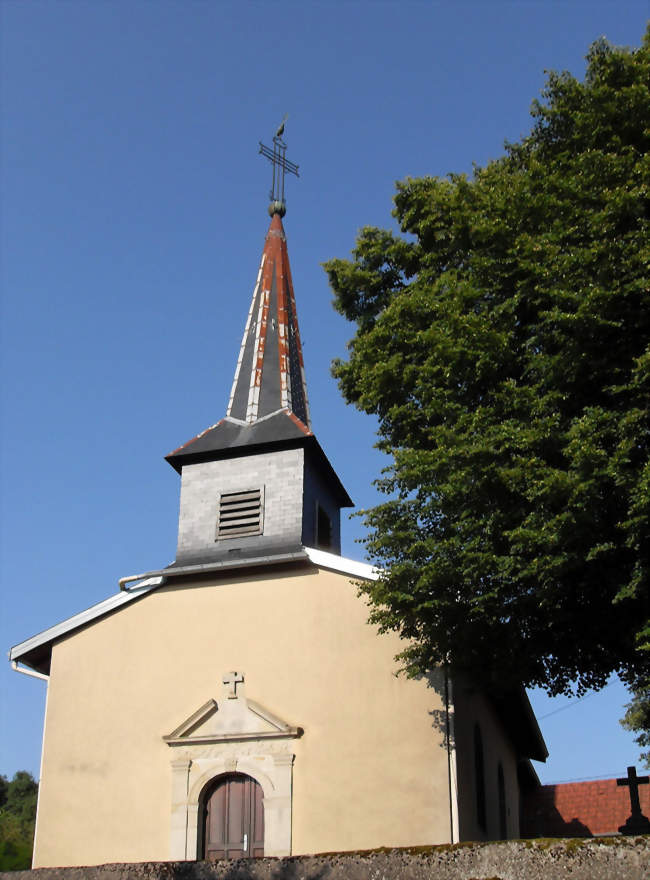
[165,129,352,568]
[226,210,311,429]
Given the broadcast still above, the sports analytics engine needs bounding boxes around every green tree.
[0,772,38,871]
[622,683,650,768]
[324,30,650,701]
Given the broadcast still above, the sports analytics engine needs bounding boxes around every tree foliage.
[622,682,650,768]
[0,771,38,871]
[324,30,650,699]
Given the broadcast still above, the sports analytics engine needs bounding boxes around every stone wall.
[4,838,649,880]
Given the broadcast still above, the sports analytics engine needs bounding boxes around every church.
[10,135,547,868]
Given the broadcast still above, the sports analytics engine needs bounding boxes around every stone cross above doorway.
[222,671,244,699]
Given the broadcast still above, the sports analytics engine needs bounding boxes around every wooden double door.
[202,773,264,860]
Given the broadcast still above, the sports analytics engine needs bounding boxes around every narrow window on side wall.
[474,723,487,832]
[497,762,507,839]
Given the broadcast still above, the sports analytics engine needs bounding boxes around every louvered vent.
[216,488,264,540]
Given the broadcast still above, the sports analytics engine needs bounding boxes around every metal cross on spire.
[259,116,299,217]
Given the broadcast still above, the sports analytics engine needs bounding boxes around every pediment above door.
[163,676,301,746]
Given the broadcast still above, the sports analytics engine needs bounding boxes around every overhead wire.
[537,681,614,720]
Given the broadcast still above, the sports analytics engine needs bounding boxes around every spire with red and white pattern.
[226,196,310,430]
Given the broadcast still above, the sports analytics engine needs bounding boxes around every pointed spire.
[227,212,311,429]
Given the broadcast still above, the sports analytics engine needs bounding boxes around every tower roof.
[166,209,352,508]
[227,211,310,427]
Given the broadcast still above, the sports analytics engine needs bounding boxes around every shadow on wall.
[522,801,593,839]
[425,668,456,752]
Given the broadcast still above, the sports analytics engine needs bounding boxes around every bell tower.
[166,128,352,568]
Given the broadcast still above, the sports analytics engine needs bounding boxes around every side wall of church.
[34,566,453,867]
[452,682,522,841]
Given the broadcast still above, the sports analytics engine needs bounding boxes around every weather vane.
[259,114,299,217]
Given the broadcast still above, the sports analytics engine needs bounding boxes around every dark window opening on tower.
[317,505,332,550]
[216,488,264,540]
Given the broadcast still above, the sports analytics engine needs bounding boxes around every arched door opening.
[199,773,264,860]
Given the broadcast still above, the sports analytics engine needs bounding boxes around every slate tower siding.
[176,448,305,564]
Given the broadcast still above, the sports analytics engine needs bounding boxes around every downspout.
[445,667,459,844]
[119,572,163,590]
[11,661,49,866]
[33,673,51,867]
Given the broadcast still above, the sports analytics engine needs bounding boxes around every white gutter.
[117,547,379,591]
[118,550,312,591]
[304,546,379,580]
[119,571,167,590]
[11,660,49,681]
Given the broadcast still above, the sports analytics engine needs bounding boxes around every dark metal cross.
[259,120,299,209]
[617,765,649,816]
[617,765,650,834]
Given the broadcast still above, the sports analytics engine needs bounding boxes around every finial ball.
[268,199,286,217]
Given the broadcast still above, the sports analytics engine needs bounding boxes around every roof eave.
[9,578,163,675]
[166,433,353,507]
[492,685,549,763]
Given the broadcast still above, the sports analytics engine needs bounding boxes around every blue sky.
[1,1,648,786]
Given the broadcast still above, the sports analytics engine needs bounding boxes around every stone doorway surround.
[164,673,300,860]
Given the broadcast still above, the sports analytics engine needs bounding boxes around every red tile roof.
[523,776,650,837]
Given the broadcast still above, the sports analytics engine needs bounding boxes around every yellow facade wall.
[34,564,453,867]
